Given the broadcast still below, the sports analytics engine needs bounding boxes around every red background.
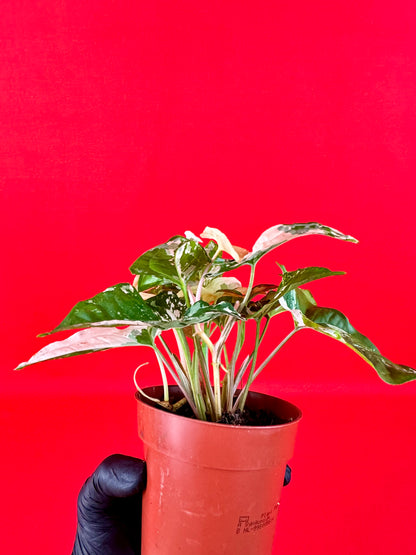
[1,1,416,553]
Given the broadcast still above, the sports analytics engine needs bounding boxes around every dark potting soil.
[217,408,286,426]
[173,402,287,426]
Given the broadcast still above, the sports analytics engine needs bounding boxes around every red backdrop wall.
[2,1,415,553]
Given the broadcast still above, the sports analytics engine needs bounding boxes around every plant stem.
[226,321,246,410]
[231,317,270,398]
[173,328,192,377]
[232,353,252,396]
[195,338,216,420]
[181,281,191,307]
[190,344,207,420]
[213,360,222,420]
[196,264,212,301]
[251,328,299,381]
[211,316,238,419]
[238,263,256,312]
[154,350,170,403]
[233,320,262,411]
[157,336,193,394]
[152,344,198,415]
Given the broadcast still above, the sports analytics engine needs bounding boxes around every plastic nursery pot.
[136,386,302,555]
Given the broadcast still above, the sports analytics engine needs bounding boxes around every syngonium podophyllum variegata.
[17,222,416,421]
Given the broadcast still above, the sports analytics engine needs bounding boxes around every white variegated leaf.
[184,230,202,243]
[201,276,242,303]
[200,227,248,262]
[16,325,153,369]
[251,222,358,256]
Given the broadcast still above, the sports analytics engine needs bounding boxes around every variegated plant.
[17,223,416,421]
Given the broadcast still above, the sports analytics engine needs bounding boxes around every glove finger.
[81,454,146,510]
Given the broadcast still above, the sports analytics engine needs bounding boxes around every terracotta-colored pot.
[136,386,301,555]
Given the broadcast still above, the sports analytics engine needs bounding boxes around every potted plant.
[17,222,416,554]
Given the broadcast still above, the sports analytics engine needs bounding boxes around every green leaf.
[16,325,155,369]
[129,236,186,290]
[304,306,380,352]
[133,273,172,291]
[130,237,211,292]
[43,283,158,334]
[207,256,247,275]
[278,266,345,296]
[281,286,317,312]
[174,240,211,285]
[280,289,416,385]
[145,290,187,322]
[123,300,244,332]
[203,240,219,259]
[182,300,244,325]
[41,281,242,336]
[252,266,344,319]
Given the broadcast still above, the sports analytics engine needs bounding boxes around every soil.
[173,401,288,426]
[217,408,287,426]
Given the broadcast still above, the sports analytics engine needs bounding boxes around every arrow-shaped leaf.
[208,222,358,275]
[145,290,187,322]
[181,300,244,326]
[43,283,159,335]
[251,222,358,259]
[16,325,154,369]
[42,281,244,336]
[252,266,345,319]
[129,236,186,291]
[200,227,248,261]
[280,289,416,385]
[174,240,211,285]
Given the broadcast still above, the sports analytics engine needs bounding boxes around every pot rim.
[135,385,302,430]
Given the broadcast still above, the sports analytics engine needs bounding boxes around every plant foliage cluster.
[17,223,416,420]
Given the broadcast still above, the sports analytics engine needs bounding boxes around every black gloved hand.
[72,454,290,555]
[72,454,146,555]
